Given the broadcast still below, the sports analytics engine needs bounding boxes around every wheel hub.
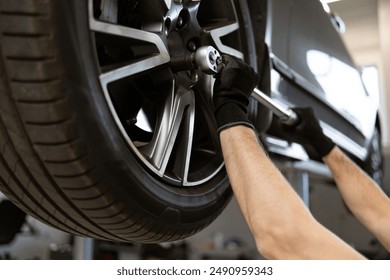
[164,1,204,72]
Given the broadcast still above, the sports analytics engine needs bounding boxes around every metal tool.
[170,46,224,75]
[251,88,298,125]
[189,46,299,126]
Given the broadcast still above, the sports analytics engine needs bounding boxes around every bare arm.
[220,126,365,260]
[323,147,390,251]
[211,56,364,259]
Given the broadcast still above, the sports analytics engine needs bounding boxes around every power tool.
[172,46,299,125]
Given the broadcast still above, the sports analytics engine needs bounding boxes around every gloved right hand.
[280,107,335,158]
[213,55,259,134]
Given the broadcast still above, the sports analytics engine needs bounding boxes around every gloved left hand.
[279,107,335,158]
[213,55,260,134]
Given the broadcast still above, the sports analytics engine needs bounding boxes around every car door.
[287,0,377,138]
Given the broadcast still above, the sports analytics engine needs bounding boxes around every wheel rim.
[88,0,245,187]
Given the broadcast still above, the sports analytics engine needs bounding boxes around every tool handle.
[278,109,299,126]
[252,88,299,126]
[191,49,300,126]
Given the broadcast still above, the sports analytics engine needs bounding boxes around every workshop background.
[1,0,390,260]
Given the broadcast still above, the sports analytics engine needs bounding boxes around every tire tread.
[0,0,134,241]
[0,0,216,243]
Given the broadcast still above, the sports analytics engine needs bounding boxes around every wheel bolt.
[126,118,137,126]
[189,70,199,83]
[176,17,184,29]
[187,40,197,52]
[176,9,189,29]
[165,18,172,34]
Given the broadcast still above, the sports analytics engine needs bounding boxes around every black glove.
[213,55,260,134]
[281,107,335,158]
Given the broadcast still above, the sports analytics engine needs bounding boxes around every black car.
[0,0,382,243]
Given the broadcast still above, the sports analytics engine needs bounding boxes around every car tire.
[0,0,264,242]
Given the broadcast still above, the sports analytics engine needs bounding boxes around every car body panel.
[263,0,380,161]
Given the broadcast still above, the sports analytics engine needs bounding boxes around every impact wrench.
[171,46,299,126]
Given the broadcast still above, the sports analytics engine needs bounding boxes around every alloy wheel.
[89,0,245,186]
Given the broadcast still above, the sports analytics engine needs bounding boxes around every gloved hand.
[213,55,260,134]
[281,107,335,158]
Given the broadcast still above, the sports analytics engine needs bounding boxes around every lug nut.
[165,18,172,35]
[126,118,137,126]
[189,70,199,83]
[176,9,189,29]
[176,17,183,28]
[187,40,197,52]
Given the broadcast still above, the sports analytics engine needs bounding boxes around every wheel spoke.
[140,83,195,177]
[174,96,195,186]
[206,22,244,59]
[163,0,172,10]
[162,0,201,10]
[89,1,170,85]
[99,54,169,85]
[194,86,220,149]
[91,0,239,186]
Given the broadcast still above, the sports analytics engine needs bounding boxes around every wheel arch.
[246,0,273,133]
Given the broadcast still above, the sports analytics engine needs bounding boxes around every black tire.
[0,0,262,242]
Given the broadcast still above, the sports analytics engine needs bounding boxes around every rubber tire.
[0,0,251,243]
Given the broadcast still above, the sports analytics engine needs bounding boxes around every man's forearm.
[219,126,365,259]
[323,147,390,250]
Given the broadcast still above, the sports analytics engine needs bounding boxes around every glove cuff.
[215,102,254,134]
[313,135,335,158]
